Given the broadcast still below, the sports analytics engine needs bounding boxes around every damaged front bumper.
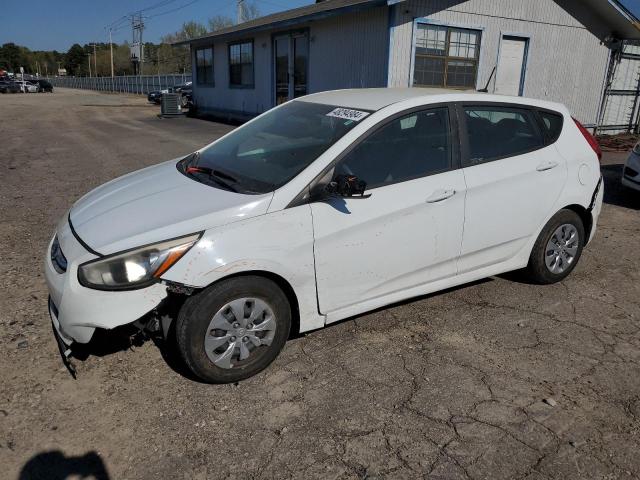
[44,215,169,346]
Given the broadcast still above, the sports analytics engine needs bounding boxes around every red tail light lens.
[573,117,602,161]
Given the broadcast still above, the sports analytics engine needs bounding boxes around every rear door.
[457,103,567,273]
[311,106,467,316]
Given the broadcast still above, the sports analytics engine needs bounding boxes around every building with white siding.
[176,0,640,127]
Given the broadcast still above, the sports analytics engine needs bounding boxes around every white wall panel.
[388,0,611,124]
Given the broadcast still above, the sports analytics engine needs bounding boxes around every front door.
[274,32,308,105]
[311,106,466,316]
[494,36,529,96]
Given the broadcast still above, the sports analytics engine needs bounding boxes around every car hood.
[69,159,273,255]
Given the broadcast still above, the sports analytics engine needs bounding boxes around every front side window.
[180,101,367,194]
[413,23,481,89]
[229,41,254,87]
[335,107,451,189]
[196,47,214,85]
[463,106,544,165]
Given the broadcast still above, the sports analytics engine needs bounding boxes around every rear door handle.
[426,189,456,203]
[536,161,559,172]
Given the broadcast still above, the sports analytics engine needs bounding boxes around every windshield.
[179,101,369,194]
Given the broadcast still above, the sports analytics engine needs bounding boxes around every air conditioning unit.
[161,92,182,117]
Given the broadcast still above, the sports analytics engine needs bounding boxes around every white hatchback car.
[17,81,38,93]
[45,88,604,382]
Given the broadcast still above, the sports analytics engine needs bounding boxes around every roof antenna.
[478,66,496,93]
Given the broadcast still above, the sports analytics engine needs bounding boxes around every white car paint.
[45,88,603,347]
[17,81,38,93]
[622,144,640,192]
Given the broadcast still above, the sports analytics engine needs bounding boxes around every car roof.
[297,87,565,113]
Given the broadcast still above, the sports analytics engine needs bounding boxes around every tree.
[208,15,234,32]
[159,21,208,74]
[242,2,262,22]
[65,44,87,76]
[0,43,26,72]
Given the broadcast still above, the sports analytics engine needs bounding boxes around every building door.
[274,32,308,105]
[494,36,529,96]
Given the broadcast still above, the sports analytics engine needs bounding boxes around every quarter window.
[414,24,481,89]
[196,47,214,85]
[538,111,564,144]
[336,108,451,189]
[463,106,544,165]
[229,41,254,87]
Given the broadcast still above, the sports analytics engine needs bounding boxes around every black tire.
[176,276,291,383]
[524,209,585,284]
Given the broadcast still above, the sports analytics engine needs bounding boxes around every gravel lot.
[1,88,639,480]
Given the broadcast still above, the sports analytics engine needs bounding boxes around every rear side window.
[336,107,452,189]
[538,111,564,144]
[462,106,544,166]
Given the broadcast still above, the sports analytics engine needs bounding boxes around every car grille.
[51,236,68,273]
[624,166,639,178]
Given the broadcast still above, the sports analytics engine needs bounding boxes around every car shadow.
[18,450,110,480]
[601,164,640,210]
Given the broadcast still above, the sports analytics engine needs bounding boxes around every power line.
[144,0,206,19]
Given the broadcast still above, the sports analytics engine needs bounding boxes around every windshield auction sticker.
[326,107,370,122]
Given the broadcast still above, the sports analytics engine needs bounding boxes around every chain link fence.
[45,74,192,95]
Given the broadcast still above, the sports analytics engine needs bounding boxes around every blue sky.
[2,0,640,51]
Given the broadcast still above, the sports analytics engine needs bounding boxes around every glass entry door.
[274,32,308,105]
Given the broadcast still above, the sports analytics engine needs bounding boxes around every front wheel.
[176,276,291,383]
[524,209,585,284]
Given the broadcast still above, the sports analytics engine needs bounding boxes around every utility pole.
[108,28,114,78]
[86,53,92,77]
[131,14,145,76]
[237,0,246,23]
[90,43,97,76]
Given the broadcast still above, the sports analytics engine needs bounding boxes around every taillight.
[573,117,602,161]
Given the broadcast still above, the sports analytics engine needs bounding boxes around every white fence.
[46,74,191,95]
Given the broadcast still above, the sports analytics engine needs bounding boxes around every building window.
[413,23,481,89]
[229,41,254,88]
[196,47,214,85]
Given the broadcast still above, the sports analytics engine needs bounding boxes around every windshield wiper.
[186,166,239,192]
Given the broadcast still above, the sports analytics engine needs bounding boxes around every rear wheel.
[524,209,585,284]
[176,276,291,383]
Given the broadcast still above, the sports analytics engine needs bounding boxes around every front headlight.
[78,233,202,290]
[633,141,640,155]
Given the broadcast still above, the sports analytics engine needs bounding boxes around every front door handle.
[426,189,456,203]
[536,161,559,172]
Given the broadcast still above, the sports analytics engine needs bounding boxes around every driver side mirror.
[326,174,371,199]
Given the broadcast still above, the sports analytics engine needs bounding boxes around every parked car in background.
[44,88,604,383]
[148,82,192,107]
[147,88,168,104]
[0,79,21,94]
[35,79,54,93]
[16,81,39,93]
[622,142,640,191]
[171,82,192,107]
